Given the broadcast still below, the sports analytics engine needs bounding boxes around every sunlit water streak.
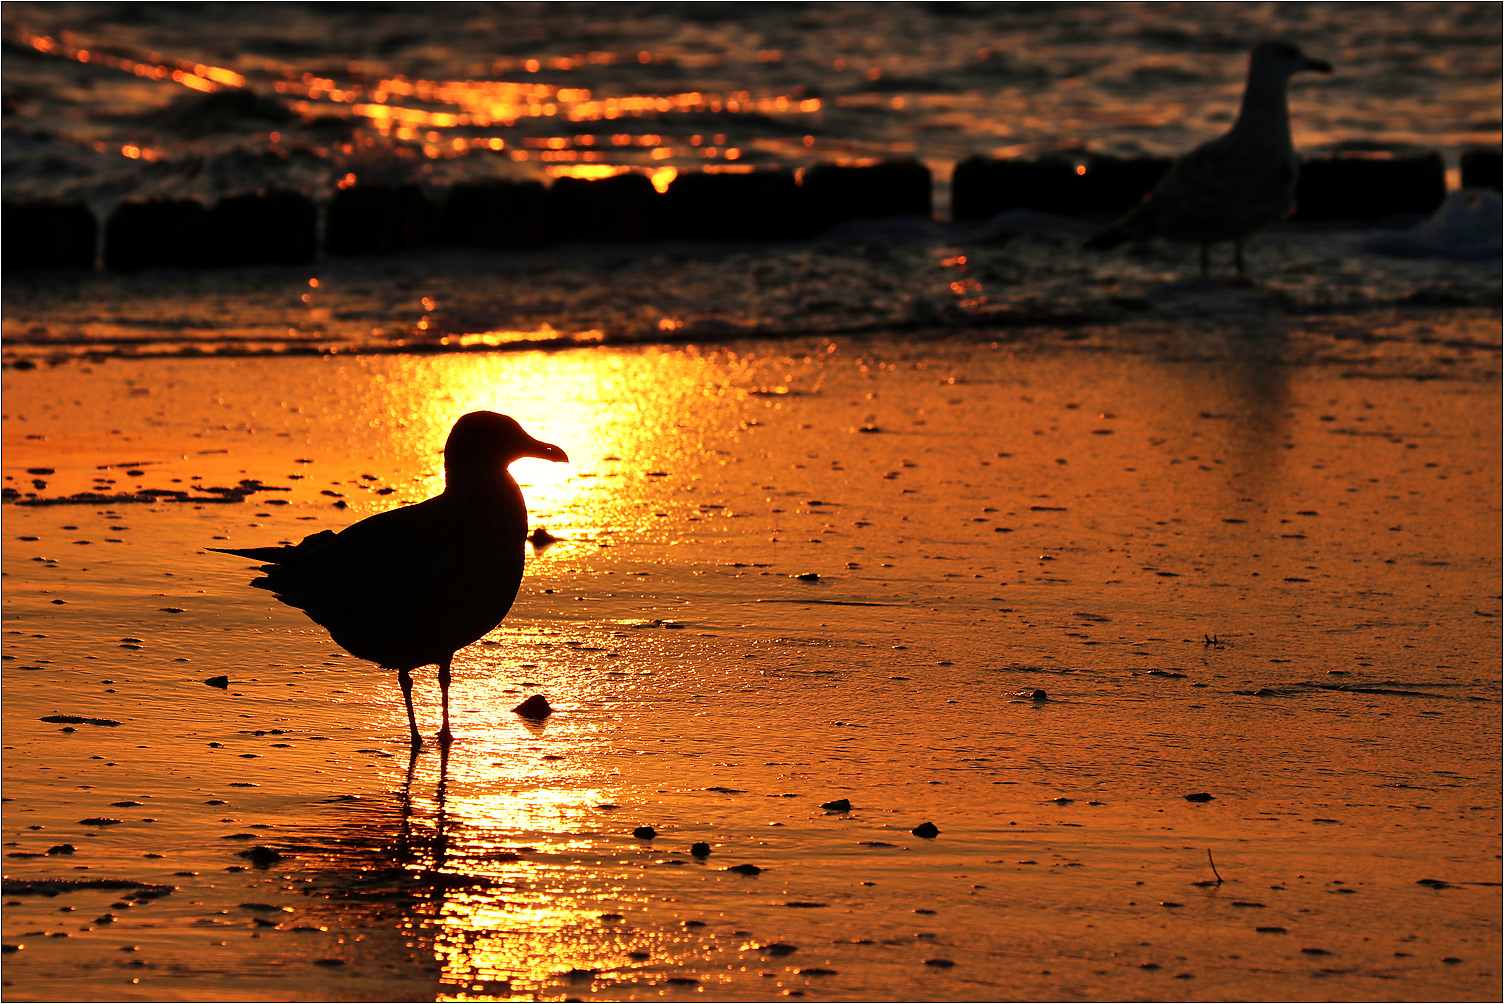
[2,3,1498,210]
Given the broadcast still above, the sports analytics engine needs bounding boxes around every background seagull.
[211,411,567,746]
[1086,41,1333,278]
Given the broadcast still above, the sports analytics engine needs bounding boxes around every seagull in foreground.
[1085,41,1332,278]
[210,411,567,746]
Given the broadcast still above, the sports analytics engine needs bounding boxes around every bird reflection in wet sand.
[1086,41,1333,278]
[211,411,567,746]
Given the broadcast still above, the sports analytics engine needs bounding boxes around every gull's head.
[1250,40,1333,78]
[444,411,569,475]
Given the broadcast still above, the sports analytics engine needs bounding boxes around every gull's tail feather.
[207,530,338,564]
[207,545,294,562]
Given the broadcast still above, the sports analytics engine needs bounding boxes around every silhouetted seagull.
[1086,41,1332,277]
[210,412,567,746]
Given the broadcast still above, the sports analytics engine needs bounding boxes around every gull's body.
[211,412,567,745]
[1086,41,1333,277]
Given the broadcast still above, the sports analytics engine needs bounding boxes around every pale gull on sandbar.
[1086,41,1332,278]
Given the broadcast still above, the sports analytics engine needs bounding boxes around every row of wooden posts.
[6,149,1499,272]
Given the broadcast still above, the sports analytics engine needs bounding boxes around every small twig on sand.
[1207,849,1224,885]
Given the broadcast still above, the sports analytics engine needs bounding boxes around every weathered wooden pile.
[5,149,1497,271]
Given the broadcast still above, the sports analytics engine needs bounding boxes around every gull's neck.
[1229,67,1295,150]
[443,462,519,499]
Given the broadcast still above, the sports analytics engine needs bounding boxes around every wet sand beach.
[3,312,1499,1001]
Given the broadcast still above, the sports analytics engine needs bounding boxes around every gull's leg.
[433,739,452,869]
[398,667,422,746]
[437,655,454,746]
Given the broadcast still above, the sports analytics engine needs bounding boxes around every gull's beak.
[1305,56,1333,74]
[524,439,569,463]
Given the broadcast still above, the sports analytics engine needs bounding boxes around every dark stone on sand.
[1299,947,1331,955]
[46,845,75,855]
[1255,926,1287,933]
[78,818,122,826]
[821,798,851,811]
[725,864,762,875]
[202,191,317,267]
[760,943,798,956]
[104,198,208,271]
[798,968,837,975]
[1183,792,1215,802]
[3,201,97,270]
[1013,689,1047,701]
[1,944,19,953]
[204,676,230,689]
[528,527,559,547]
[514,694,552,719]
[40,715,120,727]
[1,879,170,898]
[662,169,801,241]
[690,842,711,857]
[547,173,662,243]
[1416,878,1452,889]
[795,572,820,582]
[783,901,826,908]
[1461,148,1501,191]
[314,958,346,966]
[327,184,433,256]
[1293,151,1446,221]
[632,826,657,840]
[911,821,940,838]
[1140,962,1161,969]
[799,159,931,233]
[1443,957,1464,964]
[923,958,956,968]
[436,181,547,249]
[236,845,284,866]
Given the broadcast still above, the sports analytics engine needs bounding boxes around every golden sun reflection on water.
[365,346,749,544]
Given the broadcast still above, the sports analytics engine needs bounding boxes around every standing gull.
[1086,41,1332,278]
[210,411,567,746]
